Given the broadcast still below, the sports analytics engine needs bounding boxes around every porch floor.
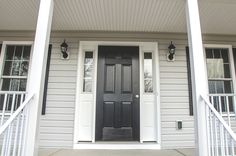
[39,148,195,156]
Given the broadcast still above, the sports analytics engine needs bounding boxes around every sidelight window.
[83,51,93,92]
[144,52,153,93]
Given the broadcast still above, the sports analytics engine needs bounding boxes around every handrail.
[200,94,236,141]
[208,94,236,96]
[0,93,34,135]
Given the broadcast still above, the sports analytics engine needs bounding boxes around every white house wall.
[1,32,236,149]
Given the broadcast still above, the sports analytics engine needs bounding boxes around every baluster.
[209,109,215,156]
[1,128,8,156]
[231,139,235,156]
[214,116,219,156]
[6,94,16,155]
[1,94,8,126]
[21,104,30,156]
[206,105,211,155]
[220,124,225,156]
[17,109,25,156]
[12,114,21,156]
[225,96,231,127]
[224,130,229,156]
[211,96,215,109]
[219,96,223,116]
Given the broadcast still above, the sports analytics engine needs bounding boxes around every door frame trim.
[74,41,161,149]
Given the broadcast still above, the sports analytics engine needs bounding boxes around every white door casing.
[74,41,160,148]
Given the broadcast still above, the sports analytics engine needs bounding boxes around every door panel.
[96,46,139,141]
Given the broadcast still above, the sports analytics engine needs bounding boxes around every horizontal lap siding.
[39,39,78,148]
[159,41,195,149]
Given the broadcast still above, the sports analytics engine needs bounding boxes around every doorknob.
[135,95,139,98]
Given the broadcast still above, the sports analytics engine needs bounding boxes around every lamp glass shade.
[168,42,176,55]
[60,41,68,53]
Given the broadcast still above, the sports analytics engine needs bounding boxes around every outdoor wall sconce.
[60,39,69,59]
[167,41,176,61]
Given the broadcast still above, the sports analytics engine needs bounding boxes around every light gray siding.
[159,41,194,148]
[39,40,78,148]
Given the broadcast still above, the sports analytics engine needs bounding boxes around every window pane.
[207,59,224,78]
[144,80,153,93]
[3,61,12,75]
[19,79,27,91]
[23,46,31,60]
[14,46,23,60]
[1,78,10,91]
[228,96,234,112]
[83,79,92,92]
[224,81,233,93]
[83,51,93,92]
[206,49,213,58]
[11,61,20,76]
[84,52,93,65]
[10,79,20,91]
[84,65,93,77]
[213,49,221,58]
[215,81,224,93]
[208,81,216,94]
[20,61,29,76]
[223,64,231,78]
[221,49,229,63]
[6,46,15,60]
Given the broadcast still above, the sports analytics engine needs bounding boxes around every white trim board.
[0,41,34,93]
[73,41,161,149]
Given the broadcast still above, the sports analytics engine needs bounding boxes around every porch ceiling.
[0,0,236,35]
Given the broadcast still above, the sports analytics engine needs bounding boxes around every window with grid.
[205,48,234,113]
[0,45,31,111]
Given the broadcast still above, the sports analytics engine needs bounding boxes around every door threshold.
[73,142,160,149]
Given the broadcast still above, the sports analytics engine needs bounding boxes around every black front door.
[96,46,140,141]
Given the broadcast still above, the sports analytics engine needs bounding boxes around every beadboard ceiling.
[0,0,236,35]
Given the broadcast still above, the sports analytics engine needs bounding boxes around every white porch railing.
[209,94,236,127]
[201,95,236,156]
[0,91,34,156]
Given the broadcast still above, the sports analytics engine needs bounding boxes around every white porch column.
[25,0,54,155]
[186,0,209,156]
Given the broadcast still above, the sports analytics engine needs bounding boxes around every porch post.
[25,0,54,155]
[186,0,209,156]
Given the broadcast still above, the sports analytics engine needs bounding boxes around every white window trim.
[0,41,34,111]
[204,44,236,94]
[204,44,236,114]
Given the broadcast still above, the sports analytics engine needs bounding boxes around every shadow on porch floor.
[39,149,195,156]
